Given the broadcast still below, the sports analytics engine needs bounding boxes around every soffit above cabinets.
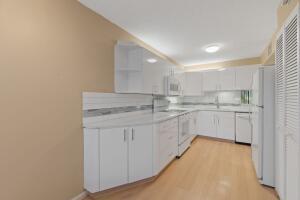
[79,0,281,66]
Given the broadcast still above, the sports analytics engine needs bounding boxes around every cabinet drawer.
[159,130,177,153]
[159,118,178,132]
[159,141,177,171]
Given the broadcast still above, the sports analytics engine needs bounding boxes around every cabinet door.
[184,72,203,96]
[142,49,169,95]
[197,111,217,137]
[128,125,153,183]
[235,66,258,90]
[216,112,235,140]
[202,71,219,91]
[219,68,236,90]
[99,128,128,191]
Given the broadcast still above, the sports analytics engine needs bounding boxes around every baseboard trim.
[71,191,88,200]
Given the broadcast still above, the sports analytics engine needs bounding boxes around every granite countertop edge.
[83,106,252,130]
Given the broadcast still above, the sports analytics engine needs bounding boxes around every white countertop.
[83,105,251,129]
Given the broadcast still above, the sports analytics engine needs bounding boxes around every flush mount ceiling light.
[218,68,226,71]
[147,58,158,63]
[204,44,221,53]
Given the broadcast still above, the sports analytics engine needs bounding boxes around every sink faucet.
[215,96,220,109]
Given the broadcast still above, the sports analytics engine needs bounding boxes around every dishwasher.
[235,112,252,144]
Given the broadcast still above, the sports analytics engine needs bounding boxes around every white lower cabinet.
[128,126,153,183]
[216,112,235,140]
[153,118,178,175]
[197,111,217,138]
[84,124,153,193]
[99,128,128,191]
[197,111,235,140]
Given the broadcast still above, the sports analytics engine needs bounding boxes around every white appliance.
[188,111,198,143]
[165,76,181,96]
[178,113,192,157]
[235,112,252,144]
[250,67,275,187]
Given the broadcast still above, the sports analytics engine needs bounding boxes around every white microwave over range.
[165,76,181,96]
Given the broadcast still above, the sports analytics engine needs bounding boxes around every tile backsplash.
[82,91,244,120]
[179,91,242,105]
[82,93,153,120]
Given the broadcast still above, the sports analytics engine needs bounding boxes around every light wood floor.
[86,137,278,200]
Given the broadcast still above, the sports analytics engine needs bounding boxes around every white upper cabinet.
[115,41,179,95]
[235,66,259,90]
[219,68,236,91]
[184,72,203,96]
[115,42,144,93]
[202,69,236,91]
[143,50,176,95]
[202,71,219,91]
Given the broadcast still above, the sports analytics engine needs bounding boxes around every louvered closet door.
[284,14,300,200]
[275,33,286,199]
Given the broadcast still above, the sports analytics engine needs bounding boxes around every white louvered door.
[275,32,286,199]
[284,12,300,200]
[275,7,300,200]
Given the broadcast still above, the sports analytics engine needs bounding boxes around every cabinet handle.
[218,117,220,125]
[132,128,135,140]
[123,129,126,142]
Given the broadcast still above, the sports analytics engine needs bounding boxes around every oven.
[178,113,192,157]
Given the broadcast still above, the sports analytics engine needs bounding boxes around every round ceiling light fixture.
[147,58,158,63]
[204,44,222,53]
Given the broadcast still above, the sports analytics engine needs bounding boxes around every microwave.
[165,76,181,96]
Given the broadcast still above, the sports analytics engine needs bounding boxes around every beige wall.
[185,57,261,71]
[261,0,299,65]
[0,1,177,200]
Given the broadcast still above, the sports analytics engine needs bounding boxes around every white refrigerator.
[251,66,275,187]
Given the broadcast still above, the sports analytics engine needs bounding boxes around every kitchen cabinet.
[235,66,258,90]
[197,111,217,137]
[219,68,236,91]
[84,124,153,193]
[202,71,219,91]
[142,49,171,95]
[202,69,236,91]
[184,72,203,96]
[115,41,178,95]
[128,125,153,183]
[197,111,235,140]
[99,128,128,191]
[153,118,178,174]
[216,112,235,140]
[185,66,258,93]
[115,42,144,93]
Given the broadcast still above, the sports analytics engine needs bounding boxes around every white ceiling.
[79,0,280,66]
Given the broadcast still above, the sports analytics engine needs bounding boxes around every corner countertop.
[83,105,252,129]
